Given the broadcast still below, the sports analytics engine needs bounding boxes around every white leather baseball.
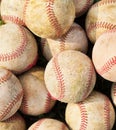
[19,67,56,116]
[65,91,115,130]
[41,23,88,61]
[111,82,116,106]
[85,0,116,43]
[0,23,38,74]
[24,0,75,39]
[92,29,116,82]
[44,50,96,103]
[0,67,23,121]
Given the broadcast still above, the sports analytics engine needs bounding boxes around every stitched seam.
[52,55,65,100]
[2,15,25,25]
[0,90,23,121]
[32,119,45,130]
[46,0,63,37]
[92,0,116,8]
[82,63,94,99]
[0,71,12,84]
[97,56,116,75]
[0,26,27,62]
[78,102,88,130]
[87,22,116,34]
[104,96,110,130]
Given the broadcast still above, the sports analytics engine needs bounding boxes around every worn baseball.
[73,0,94,17]
[111,82,116,106]
[0,23,38,74]
[1,0,25,25]
[44,50,96,103]
[19,67,56,116]
[24,0,75,39]
[28,118,69,130]
[0,67,23,121]
[85,0,116,43]
[0,112,26,130]
[41,23,88,61]
[92,29,116,82]
[65,91,115,130]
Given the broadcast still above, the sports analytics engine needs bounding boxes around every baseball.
[85,0,116,43]
[44,50,96,103]
[73,0,94,17]
[0,23,38,74]
[111,82,116,106]
[0,67,23,121]
[24,0,75,39]
[65,91,115,130]
[1,0,25,25]
[0,112,26,130]
[41,23,88,61]
[19,67,56,116]
[28,118,69,130]
[92,29,116,82]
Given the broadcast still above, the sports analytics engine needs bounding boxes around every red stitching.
[87,22,116,35]
[52,55,65,100]
[82,62,94,100]
[113,83,116,96]
[0,26,27,62]
[46,0,63,37]
[104,96,110,130]
[97,56,116,75]
[44,92,52,113]
[32,119,45,130]
[76,0,93,17]
[78,102,88,130]
[0,90,23,121]
[2,15,25,25]
[0,71,11,84]
[20,91,28,114]
[23,0,30,23]
[5,113,23,123]
[92,0,116,8]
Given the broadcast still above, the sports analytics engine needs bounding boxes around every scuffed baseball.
[73,0,94,17]
[19,67,56,116]
[44,50,96,103]
[1,0,25,25]
[85,0,116,43]
[28,118,69,130]
[0,23,38,74]
[65,91,115,130]
[0,67,23,121]
[24,0,75,39]
[92,29,116,82]
[41,23,88,61]
[0,112,26,130]
[111,82,116,106]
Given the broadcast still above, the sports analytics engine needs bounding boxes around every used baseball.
[85,0,116,43]
[111,82,116,106]
[24,0,75,39]
[44,50,96,103]
[28,118,69,130]
[65,91,115,130]
[0,23,38,74]
[1,0,25,25]
[0,112,26,130]
[73,0,94,17]
[41,23,88,61]
[92,29,116,82]
[19,67,56,116]
[0,67,23,121]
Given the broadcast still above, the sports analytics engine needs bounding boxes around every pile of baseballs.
[0,0,116,130]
